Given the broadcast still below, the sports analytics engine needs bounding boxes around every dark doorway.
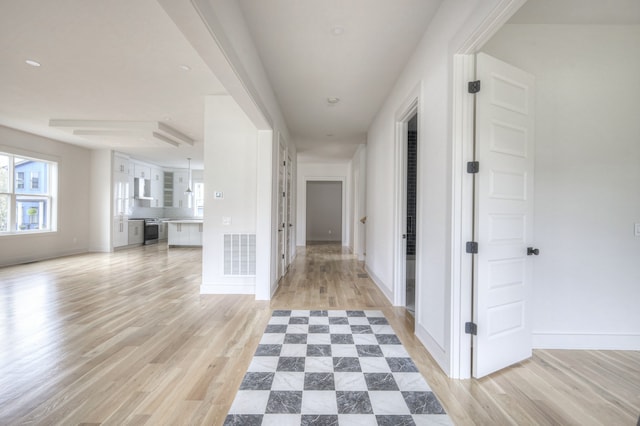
[406,113,418,314]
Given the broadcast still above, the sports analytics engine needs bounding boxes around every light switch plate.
[635,223,640,237]
[214,191,223,200]
[223,217,231,226]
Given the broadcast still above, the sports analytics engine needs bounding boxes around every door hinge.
[468,80,481,94]
[466,241,478,254]
[465,322,477,335]
[283,161,286,166]
[467,161,480,174]
[282,254,285,259]
[283,191,286,197]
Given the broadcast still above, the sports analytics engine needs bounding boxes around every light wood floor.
[0,243,638,425]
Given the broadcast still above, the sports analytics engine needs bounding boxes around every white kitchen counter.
[167,220,203,247]
[167,219,203,224]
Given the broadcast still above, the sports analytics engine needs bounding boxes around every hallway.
[0,244,637,424]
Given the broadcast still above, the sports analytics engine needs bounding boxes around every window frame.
[30,171,40,190]
[0,149,58,235]
[193,180,204,218]
[16,171,24,189]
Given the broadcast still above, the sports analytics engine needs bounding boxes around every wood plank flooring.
[0,243,638,425]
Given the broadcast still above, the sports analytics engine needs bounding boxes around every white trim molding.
[365,265,394,304]
[393,84,421,308]
[201,283,256,294]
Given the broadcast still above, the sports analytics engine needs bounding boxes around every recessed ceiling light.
[25,59,41,67]
[179,64,191,71]
[327,97,340,104]
[331,26,345,36]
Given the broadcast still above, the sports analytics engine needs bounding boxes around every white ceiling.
[2,1,637,168]
[509,0,640,24]
[0,0,225,169]
[238,0,443,161]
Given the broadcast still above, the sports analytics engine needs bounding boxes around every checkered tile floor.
[224,310,452,425]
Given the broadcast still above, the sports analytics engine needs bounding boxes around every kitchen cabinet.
[113,153,131,248]
[114,155,130,174]
[150,167,163,208]
[133,164,151,179]
[113,218,128,247]
[168,220,202,247]
[128,220,144,245]
[173,171,190,209]
[163,171,174,207]
[158,220,168,241]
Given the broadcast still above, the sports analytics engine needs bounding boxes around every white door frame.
[449,0,527,379]
[277,136,287,280]
[286,152,295,266]
[393,85,421,307]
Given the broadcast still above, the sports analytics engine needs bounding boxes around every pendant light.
[185,157,193,195]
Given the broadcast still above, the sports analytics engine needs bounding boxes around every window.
[30,171,39,189]
[0,152,57,234]
[194,182,204,218]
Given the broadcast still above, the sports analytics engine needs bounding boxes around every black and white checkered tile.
[224,310,452,426]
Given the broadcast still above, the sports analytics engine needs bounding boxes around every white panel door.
[474,52,536,378]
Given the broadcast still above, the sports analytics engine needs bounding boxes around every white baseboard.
[415,323,449,375]
[200,283,255,295]
[364,266,393,304]
[364,264,450,376]
[0,248,89,268]
[533,332,640,350]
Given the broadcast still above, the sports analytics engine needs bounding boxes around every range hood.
[134,177,153,200]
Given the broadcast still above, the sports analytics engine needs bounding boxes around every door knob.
[527,247,539,256]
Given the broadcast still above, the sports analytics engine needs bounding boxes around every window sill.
[0,229,57,237]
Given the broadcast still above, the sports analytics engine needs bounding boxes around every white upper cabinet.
[173,171,189,209]
[114,154,130,175]
[150,167,164,208]
[133,164,151,179]
[112,153,131,248]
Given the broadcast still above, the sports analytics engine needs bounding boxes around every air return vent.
[224,234,256,276]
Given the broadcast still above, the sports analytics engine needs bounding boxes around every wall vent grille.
[224,234,256,276]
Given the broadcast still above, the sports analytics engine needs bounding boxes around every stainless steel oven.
[143,218,159,245]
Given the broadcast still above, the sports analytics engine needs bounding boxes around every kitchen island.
[167,219,203,247]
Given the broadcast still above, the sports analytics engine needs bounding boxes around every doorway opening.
[405,113,418,315]
[305,181,343,245]
[277,139,287,280]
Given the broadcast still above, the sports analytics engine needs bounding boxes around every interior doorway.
[305,181,343,244]
[405,113,418,314]
[277,139,287,280]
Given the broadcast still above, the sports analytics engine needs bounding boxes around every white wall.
[296,161,350,247]
[365,0,513,374]
[201,95,258,294]
[161,0,296,298]
[89,149,112,252]
[350,145,367,260]
[482,25,640,349]
[306,181,342,242]
[0,126,91,266]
